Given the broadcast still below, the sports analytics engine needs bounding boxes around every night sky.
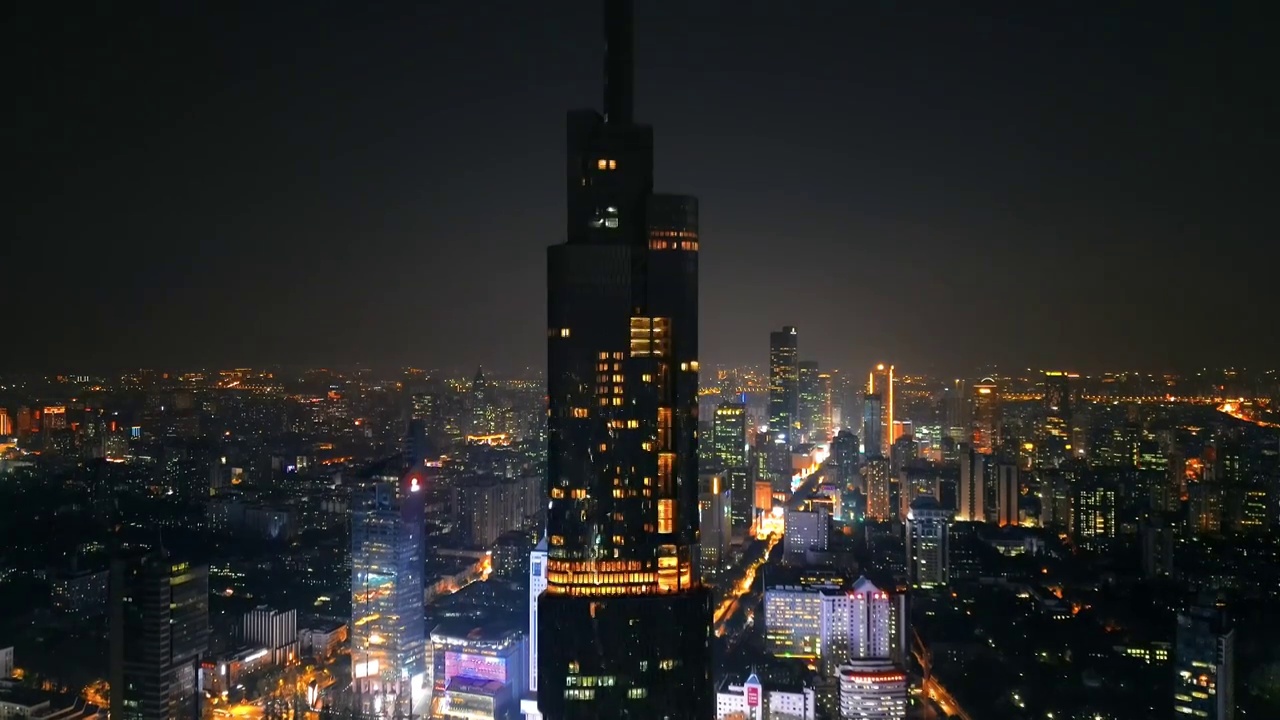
[11,1,1277,375]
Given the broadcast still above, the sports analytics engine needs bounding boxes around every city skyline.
[11,1,1277,374]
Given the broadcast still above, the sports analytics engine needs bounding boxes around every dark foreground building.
[537,1,713,718]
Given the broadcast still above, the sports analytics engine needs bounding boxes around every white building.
[716,673,815,720]
[837,660,906,720]
[520,539,547,720]
[819,577,906,671]
[243,606,298,665]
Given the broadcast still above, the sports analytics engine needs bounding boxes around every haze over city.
[11,1,1277,373]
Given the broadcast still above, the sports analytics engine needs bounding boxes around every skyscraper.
[868,364,894,457]
[971,378,999,454]
[995,463,1019,527]
[798,360,821,442]
[351,470,428,714]
[713,401,751,530]
[539,2,712,716]
[1173,595,1234,720]
[862,393,883,458]
[109,552,209,720]
[906,497,951,588]
[1037,371,1075,468]
[956,443,984,522]
[769,327,800,444]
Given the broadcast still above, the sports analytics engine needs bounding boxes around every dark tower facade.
[768,327,799,444]
[539,1,713,718]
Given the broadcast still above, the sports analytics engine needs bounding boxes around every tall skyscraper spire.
[603,0,634,125]
[536,0,711,717]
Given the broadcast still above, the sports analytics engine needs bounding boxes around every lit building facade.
[864,457,891,521]
[713,402,751,530]
[351,471,428,714]
[769,328,800,445]
[867,364,894,457]
[971,378,998,454]
[763,585,828,658]
[698,476,732,580]
[715,673,815,720]
[1173,597,1234,720]
[819,577,906,672]
[837,660,906,720]
[956,444,984,523]
[906,497,951,588]
[995,463,1019,527]
[539,1,712,716]
[109,553,209,720]
[798,361,821,443]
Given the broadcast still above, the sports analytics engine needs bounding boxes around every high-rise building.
[837,660,907,720]
[956,444,984,522]
[799,361,821,443]
[819,577,907,672]
[698,476,732,580]
[861,394,883,459]
[831,430,858,486]
[763,585,830,658]
[351,470,428,714]
[769,328,800,445]
[971,378,998,454]
[539,2,712,716]
[995,463,1019,527]
[864,458,891,521]
[906,497,951,588]
[0,408,11,436]
[1073,482,1116,551]
[1037,371,1076,468]
[109,553,209,720]
[785,504,830,558]
[867,364,894,457]
[816,372,834,442]
[713,402,751,530]
[1173,596,1234,720]
[521,541,549,720]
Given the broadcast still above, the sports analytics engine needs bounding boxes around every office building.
[995,463,1019,527]
[1073,482,1116,551]
[715,672,816,720]
[956,444,984,523]
[0,409,10,437]
[831,430,858,485]
[242,606,297,666]
[0,646,11,679]
[906,497,951,588]
[867,365,894,457]
[699,476,732,580]
[861,394,882,458]
[769,328,800,444]
[785,504,830,558]
[430,622,527,705]
[971,378,998,453]
[539,2,713,716]
[714,402,751,529]
[109,553,209,720]
[763,585,829,658]
[837,660,907,720]
[864,457,891,521]
[1173,596,1234,720]
[351,470,428,714]
[798,361,821,443]
[1037,371,1076,468]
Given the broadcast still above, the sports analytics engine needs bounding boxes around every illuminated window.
[551,488,565,499]
[611,397,623,406]
[597,159,608,170]
[641,373,653,382]
[609,159,617,169]
[550,535,565,546]
[658,499,673,533]
[572,407,588,418]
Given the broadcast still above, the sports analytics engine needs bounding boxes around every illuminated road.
[913,628,971,720]
[713,460,827,637]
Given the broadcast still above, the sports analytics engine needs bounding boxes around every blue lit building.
[351,468,428,715]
